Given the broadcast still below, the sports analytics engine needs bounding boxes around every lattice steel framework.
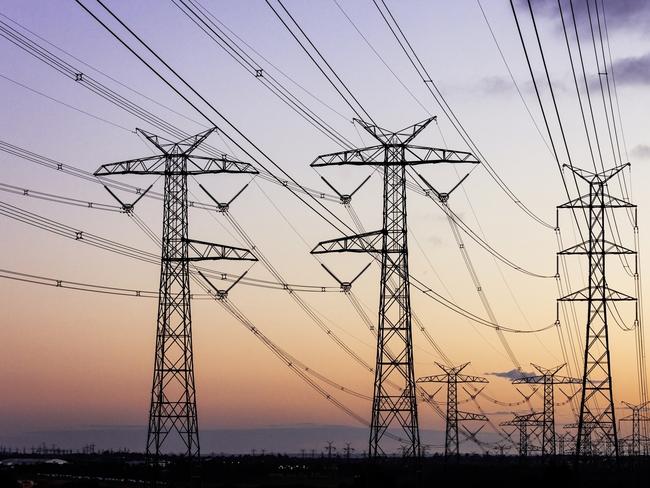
[501,413,544,457]
[557,164,636,458]
[95,128,257,467]
[311,117,478,457]
[512,363,580,456]
[564,415,598,456]
[417,362,488,457]
[620,401,649,456]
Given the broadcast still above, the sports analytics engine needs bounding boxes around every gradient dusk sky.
[1,0,650,453]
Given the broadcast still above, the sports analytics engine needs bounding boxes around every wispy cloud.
[631,144,650,160]
[479,76,514,95]
[486,368,535,380]
[517,0,650,33]
[609,52,650,86]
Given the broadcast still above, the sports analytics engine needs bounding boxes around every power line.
[372,0,554,230]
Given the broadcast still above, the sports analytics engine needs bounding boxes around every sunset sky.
[1,0,649,454]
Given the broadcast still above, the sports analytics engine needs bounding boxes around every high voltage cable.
[478,0,581,388]
[260,0,540,440]
[74,0,351,235]
[593,0,647,422]
[0,181,122,212]
[0,7,552,311]
[192,0,351,122]
[325,1,555,280]
[0,138,554,338]
[0,199,343,293]
[0,268,160,298]
[128,202,386,436]
[172,0,554,284]
[0,268,374,407]
[0,0,580,446]
[263,0,554,368]
[0,15,339,204]
[70,0,552,335]
[172,0,356,151]
[510,1,588,400]
[127,202,399,437]
[371,0,554,230]
[0,72,133,133]
[1,6,552,454]
[475,0,553,158]
[266,0,375,124]
[263,2,554,339]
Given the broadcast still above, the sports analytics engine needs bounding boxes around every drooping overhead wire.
[74,0,352,235]
[0,13,340,204]
[372,0,554,230]
[68,0,556,339]
[265,0,375,124]
[0,198,343,293]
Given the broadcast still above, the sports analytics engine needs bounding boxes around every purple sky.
[0,0,649,454]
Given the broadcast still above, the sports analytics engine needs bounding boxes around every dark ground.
[2,453,649,488]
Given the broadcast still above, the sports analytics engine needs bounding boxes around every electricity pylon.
[564,413,597,455]
[557,164,637,457]
[311,117,478,457]
[501,412,544,457]
[620,401,650,456]
[557,432,573,455]
[512,363,580,456]
[417,362,488,457]
[95,128,257,468]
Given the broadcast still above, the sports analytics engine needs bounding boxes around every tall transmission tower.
[95,128,258,467]
[311,117,478,457]
[620,401,650,456]
[417,362,488,457]
[512,363,580,456]
[501,412,544,457]
[557,164,637,457]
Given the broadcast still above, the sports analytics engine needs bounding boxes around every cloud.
[631,144,650,160]
[609,52,650,86]
[479,76,514,95]
[517,0,650,33]
[486,368,535,380]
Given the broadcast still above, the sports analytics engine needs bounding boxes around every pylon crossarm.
[311,229,384,254]
[553,376,582,384]
[403,145,479,165]
[311,145,478,167]
[94,154,257,176]
[558,192,635,209]
[417,374,449,383]
[95,155,166,176]
[457,411,489,421]
[455,374,489,384]
[512,375,545,384]
[185,239,257,261]
[311,145,385,167]
[187,155,258,174]
[559,286,636,301]
[559,240,635,255]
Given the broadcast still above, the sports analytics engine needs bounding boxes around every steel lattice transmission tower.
[417,362,488,457]
[620,401,650,456]
[512,363,580,456]
[501,413,544,457]
[311,117,478,457]
[95,128,257,465]
[557,164,637,457]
